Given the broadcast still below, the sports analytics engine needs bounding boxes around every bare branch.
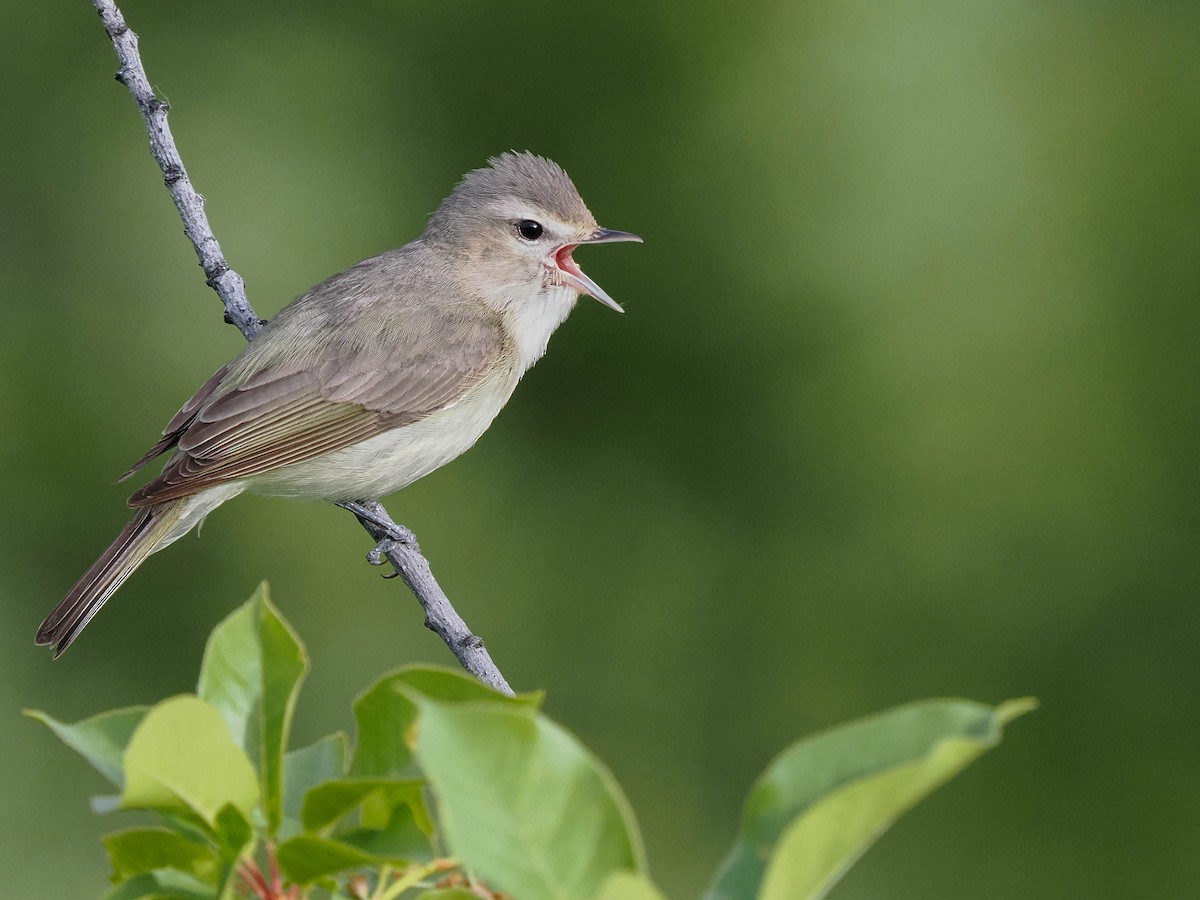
[341,500,513,695]
[92,0,261,339]
[90,0,513,695]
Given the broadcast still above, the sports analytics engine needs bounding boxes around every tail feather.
[37,505,176,657]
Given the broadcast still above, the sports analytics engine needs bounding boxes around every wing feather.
[127,312,505,507]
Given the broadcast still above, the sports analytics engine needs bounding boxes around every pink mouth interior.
[555,244,584,281]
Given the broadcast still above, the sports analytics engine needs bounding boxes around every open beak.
[555,228,642,313]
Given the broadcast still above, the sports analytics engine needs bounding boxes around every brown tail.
[37,504,177,657]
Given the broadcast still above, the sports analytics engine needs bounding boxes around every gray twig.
[91,0,513,696]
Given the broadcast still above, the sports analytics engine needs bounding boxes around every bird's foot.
[366,533,414,566]
[337,499,417,578]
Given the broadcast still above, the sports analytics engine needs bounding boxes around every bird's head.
[425,152,641,312]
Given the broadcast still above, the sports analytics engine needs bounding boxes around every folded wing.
[126,315,504,506]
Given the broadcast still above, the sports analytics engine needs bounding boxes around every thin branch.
[341,501,512,694]
[90,0,513,696]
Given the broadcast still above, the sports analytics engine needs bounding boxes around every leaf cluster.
[28,585,1031,899]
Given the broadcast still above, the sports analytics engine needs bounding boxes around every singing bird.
[38,152,640,655]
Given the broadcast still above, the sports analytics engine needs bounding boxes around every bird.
[37,152,640,656]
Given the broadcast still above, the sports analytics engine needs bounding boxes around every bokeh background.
[3,1,1197,896]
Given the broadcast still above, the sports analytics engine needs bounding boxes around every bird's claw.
[366,530,415,579]
[367,539,396,566]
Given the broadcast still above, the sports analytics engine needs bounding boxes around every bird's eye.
[516,219,544,241]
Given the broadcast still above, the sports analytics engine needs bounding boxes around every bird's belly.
[243,371,517,501]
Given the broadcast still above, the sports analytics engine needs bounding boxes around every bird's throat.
[509,285,578,373]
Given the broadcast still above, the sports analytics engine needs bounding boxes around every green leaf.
[102,828,219,883]
[390,665,543,708]
[416,892,480,900]
[198,804,257,900]
[282,733,349,838]
[302,778,428,833]
[593,871,669,900]
[408,697,645,900]
[120,695,260,829]
[275,834,385,885]
[336,798,434,863]
[24,706,149,787]
[349,665,537,778]
[348,672,420,779]
[197,582,308,835]
[214,804,255,853]
[101,869,215,900]
[706,697,1036,900]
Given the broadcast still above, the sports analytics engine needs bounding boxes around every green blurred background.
[3,1,1197,896]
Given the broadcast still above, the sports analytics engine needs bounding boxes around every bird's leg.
[336,500,418,572]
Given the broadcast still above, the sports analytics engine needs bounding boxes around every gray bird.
[37,152,640,655]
